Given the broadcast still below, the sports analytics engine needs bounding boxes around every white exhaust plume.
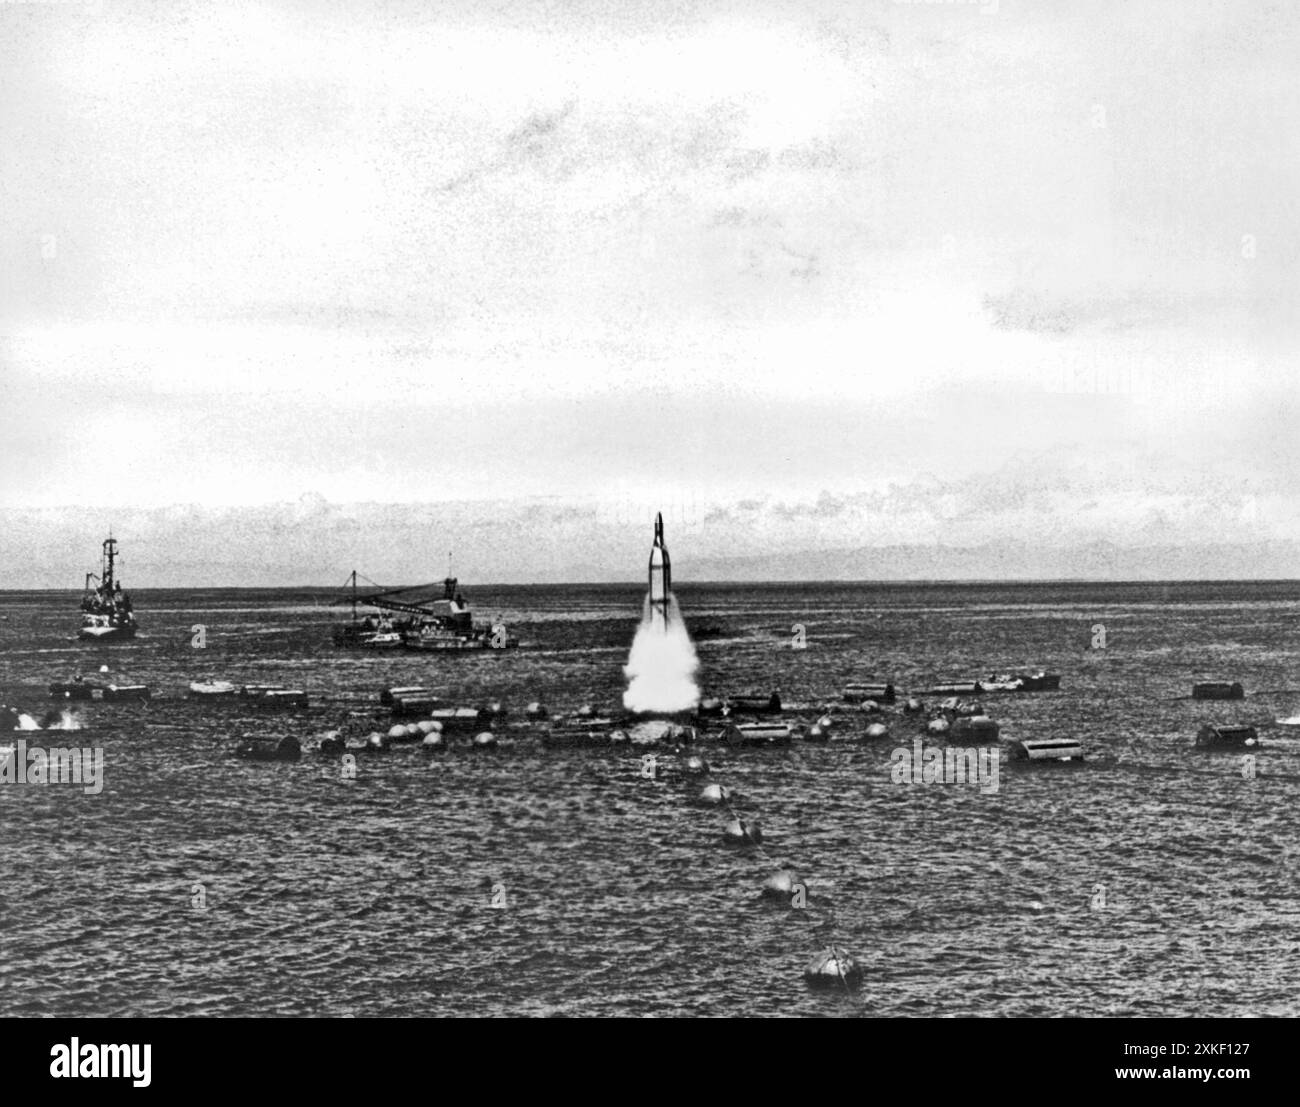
[622,595,700,713]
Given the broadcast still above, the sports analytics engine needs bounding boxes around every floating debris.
[1196,724,1259,749]
[234,735,301,762]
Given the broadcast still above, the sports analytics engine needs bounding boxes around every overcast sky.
[2,0,1298,580]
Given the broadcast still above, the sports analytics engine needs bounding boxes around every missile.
[648,512,671,628]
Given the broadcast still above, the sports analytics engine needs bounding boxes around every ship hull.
[77,625,137,642]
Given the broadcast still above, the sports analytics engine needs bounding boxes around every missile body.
[648,512,671,630]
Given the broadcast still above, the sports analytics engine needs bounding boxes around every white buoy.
[473,731,497,748]
[864,722,889,740]
[387,724,407,740]
[927,717,949,735]
[804,948,863,989]
[760,869,801,902]
[699,783,730,805]
[367,732,387,750]
[525,702,548,720]
[421,731,444,750]
[685,755,710,775]
[723,817,762,845]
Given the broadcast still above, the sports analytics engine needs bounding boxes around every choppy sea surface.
[1,581,1298,1017]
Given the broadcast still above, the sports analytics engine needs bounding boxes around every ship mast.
[101,537,118,594]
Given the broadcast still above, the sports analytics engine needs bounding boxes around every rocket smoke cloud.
[623,514,699,713]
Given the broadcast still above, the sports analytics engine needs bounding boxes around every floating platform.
[188,680,238,698]
[721,722,792,747]
[843,682,895,704]
[1192,681,1244,701]
[1196,724,1259,749]
[390,694,444,718]
[1007,737,1083,761]
[379,685,431,706]
[950,715,1000,740]
[101,684,151,702]
[48,681,98,701]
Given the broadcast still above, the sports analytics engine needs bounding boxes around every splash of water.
[622,595,700,714]
[46,709,83,731]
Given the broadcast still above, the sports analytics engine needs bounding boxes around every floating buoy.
[234,735,301,762]
[387,724,408,741]
[863,722,889,741]
[99,665,109,674]
[804,947,863,989]
[927,717,950,735]
[524,702,548,720]
[367,732,387,751]
[903,698,923,714]
[723,817,762,845]
[608,728,630,746]
[698,783,730,805]
[575,704,595,718]
[473,731,497,749]
[684,755,710,775]
[760,869,801,902]
[421,731,444,750]
[806,724,828,742]
[817,714,834,731]
[416,720,442,735]
[859,699,881,714]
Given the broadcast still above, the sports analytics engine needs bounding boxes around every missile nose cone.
[654,512,664,546]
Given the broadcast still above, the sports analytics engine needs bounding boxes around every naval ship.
[78,537,138,641]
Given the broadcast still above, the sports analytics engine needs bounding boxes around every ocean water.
[0,581,1297,1017]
